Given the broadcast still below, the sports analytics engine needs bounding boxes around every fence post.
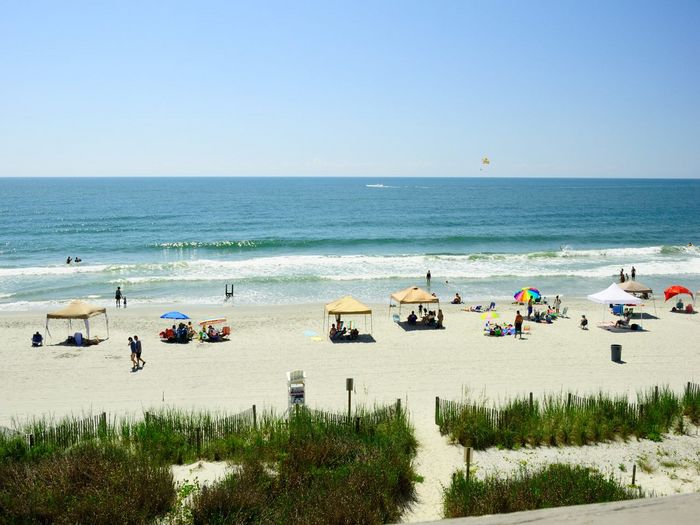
[28,433,35,449]
[435,396,440,425]
[252,405,257,430]
[632,464,637,486]
[654,386,659,402]
[465,447,473,481]
[100,412,107,434]
[567,393,572,409]
[396,398,402,417]
[346,378,354,420]
[529,392,533,409]
[145,411,150,424]
[355,416,360,433]
[687,382,691,396]
[196,427,202,455]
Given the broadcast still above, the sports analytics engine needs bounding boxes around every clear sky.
[1,0,698,178]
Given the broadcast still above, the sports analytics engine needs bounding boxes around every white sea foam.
[1,245,698,282]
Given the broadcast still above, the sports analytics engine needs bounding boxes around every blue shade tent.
[160,311,190,320]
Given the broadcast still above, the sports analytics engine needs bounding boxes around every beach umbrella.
[480,311,499,321]
[160,311,190,320]
[514,287,541,303]
[663,285,694,302]
[199,318,227,326]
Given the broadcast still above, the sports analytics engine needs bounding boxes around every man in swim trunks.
[115,286,122,308]
[514,311,523,339]
[134,335,145,368]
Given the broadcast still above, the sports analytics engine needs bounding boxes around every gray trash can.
[611,344,622,362]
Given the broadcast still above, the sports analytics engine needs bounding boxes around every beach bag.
[630,323,639,331]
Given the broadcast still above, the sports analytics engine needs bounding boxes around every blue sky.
[1,0,698,178]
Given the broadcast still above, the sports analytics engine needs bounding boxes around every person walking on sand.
[514,311,523,339]
[631,266,636,280]
[128,336,138,371]
[527,298,533,320]
[134,335,145,368]
[553,295,561,314]
[115,286,122,308]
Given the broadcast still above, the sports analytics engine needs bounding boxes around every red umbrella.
[664,285,694,302]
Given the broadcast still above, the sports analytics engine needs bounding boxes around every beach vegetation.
[0,402,417,524]
[437,385,697,449]
[442,463,641,519]
[0,441,176,525]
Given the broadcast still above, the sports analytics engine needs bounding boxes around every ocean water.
[1,177,699,310]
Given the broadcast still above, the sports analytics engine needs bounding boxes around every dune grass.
[0,402,418,524]
[438,386,695,449]
[189,408,418,525]
[443,464,641,519]
[0,441,176,525]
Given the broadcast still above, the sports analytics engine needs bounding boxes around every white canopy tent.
[46,300,110,342]
[587,283,644,328]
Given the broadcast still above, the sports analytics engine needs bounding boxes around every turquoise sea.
[1,177,699,309]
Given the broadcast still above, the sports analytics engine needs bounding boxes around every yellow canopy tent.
[618,280,657,317]
[46,300,109,342]
[324,295,373,336]
[390,286,439,316]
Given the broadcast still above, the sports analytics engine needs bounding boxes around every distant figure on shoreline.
[32,331,43,347]
[631,266,636,280]
[66,256,72,264]
[619,268,625,283]
[451,293,462,304]
[580,315,588,330]
[122,296,127,308]
[553,295,561,314]
[426,270,431,284]
[115,286,122,308]
[527,298,533,320]
[74,257,81,263]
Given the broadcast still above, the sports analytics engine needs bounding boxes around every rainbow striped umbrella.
[514,287,541,303]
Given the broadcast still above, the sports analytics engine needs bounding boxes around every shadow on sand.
[330,334,376,344]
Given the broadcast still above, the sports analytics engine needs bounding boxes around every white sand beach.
[2,297,699,522]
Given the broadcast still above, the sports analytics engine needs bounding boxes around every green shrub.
[443,464,641,518]
[190,409,417,525]
[0,442,175,525]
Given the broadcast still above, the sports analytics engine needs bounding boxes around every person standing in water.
[115,286,122,308]
[631,266,636,280]
[426,270,431,284]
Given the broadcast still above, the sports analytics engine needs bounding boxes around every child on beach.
[122,296,127,308]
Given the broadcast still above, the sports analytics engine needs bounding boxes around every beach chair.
[612,305,623,316]
[559,306,568,318]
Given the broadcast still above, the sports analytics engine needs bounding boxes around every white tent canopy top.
[587,283,643,305]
